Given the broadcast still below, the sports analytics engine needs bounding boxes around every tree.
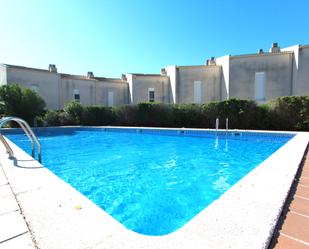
[0,84,46,125]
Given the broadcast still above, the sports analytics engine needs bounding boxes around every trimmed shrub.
[43,110,61,126]
[136,103,174,127]
[81,106,115,126]
[64,101,83,124]
[172,104,204,128]
[113,105,138,126]
[42,110,77,126]
[202,98,259,129]
[267,96,309,131]
[38,96,309,131]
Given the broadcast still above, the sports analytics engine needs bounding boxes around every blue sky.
[0,0,308,78]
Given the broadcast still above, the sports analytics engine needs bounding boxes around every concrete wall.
[95,80,129,106]
[294,46,309,95]
[229,53,293,101]
[1,42,308,110]
[60,77,96,107]
[216,55,230,100]
[6,67,61,109]
[176,66,221,103]
[164,65,177,103]
[126,74,134,104]
[128,75,170,104]
[0,64,7,86]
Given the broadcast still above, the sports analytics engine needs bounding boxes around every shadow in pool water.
[1,127,90,138]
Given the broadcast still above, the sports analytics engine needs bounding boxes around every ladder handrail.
[0,134,14,158]
[19,121,35,157]
[0,117,42,162]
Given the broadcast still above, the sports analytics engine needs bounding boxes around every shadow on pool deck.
[269,146,309,249]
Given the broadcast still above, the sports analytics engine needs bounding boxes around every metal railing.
[0,117,41,162]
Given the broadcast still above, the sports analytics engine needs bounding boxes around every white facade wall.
[60,77,96,107]
[282,45,300,96]
[6,67,61,109]
[164,65,177,103]
[176,66,221,103]
[126,74,170,104]
[229,53,293,101]
[60,77,129,107]
[294,46,309,95]
[0,64,7,86]
[95,80,129,106]
[1,64,130,109]
[126,74,134,104]
[0,43,308,110]
[215,55,230,100]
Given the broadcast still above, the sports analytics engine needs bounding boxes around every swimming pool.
[5,127,293,236]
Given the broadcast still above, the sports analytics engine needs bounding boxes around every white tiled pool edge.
[0,128,308,249]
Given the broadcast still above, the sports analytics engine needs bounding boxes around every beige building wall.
[126,74,170,104]
[126,74,134,104]
[1,42,308,110]
[95,79,129,106]
[60,76,96,107]
[228,52,293,101]
[294,46,309,95]
[215,55,230,100]
[176,66,222,103]
[60,76,129,107]
[0,65,130,109]
[0,64,7,85]
[5,66,61,109]
[164,65,177,103]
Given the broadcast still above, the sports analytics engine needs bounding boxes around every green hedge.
[41,96,309,131]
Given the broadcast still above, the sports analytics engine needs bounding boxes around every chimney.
[258,49,264,54]
[207,57,216,66]
[161,68,167,75]
[121,74,127,81]
[269,42,281,53]
[87,72,94,79]
[48,64,57,73]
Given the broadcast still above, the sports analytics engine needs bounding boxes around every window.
[194,81,202,103]
[108,91,114,107]
[255,72,266,100]
[31,84,39,93]
[148,88,155,102]
[73,89,80,102]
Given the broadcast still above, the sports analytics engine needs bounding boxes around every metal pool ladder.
[0,117,42,163]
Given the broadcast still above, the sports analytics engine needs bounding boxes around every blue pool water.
[5,128,292,235]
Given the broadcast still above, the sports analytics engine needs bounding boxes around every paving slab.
[0,232,34,249]
[0,170,8,186]
[289,197,309,216]
[299,177,309,186]
[302,170,309,177]
[0,185,12,198]
[296,185,309,198]
[0,211,29,243]
[0,194,19,215]
[280,204,309,244]
[273,234,308,249]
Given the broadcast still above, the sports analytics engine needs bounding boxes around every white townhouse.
[0,43,308,109]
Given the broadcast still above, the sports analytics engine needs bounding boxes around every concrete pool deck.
[0,166,35,248]
[0,127,308,249]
